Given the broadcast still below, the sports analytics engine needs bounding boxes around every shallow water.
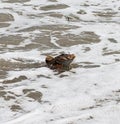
[0,0,120,124]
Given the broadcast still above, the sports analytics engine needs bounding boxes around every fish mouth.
[71,54,76,59]
[67,54,75,59]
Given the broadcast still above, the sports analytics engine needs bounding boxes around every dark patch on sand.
[3,75,27,84]
[26,91,43,102]
[3,0,30,3]
[0,86,5,90]
[78,62,100,68]
[54,31,100,47]
[48,0,57,2]
[0,23,10,28]
[0,35,26,45]
[103,51,120,56]
[59,74,69,78]
[43,12,63,18]
[37,74,51,79]
[0,59,45,71]
[33,34,59,49]
[93,10,117,17]
[83,47,91,52]
[23,89,35,94]
[18,25,78,32]
[41,85,48,89]
[0,70,7,79]
[0,90,16,101]
[4,95,16,101]
[77,10,87,15]
[10,104,22,112]
[0,13,14,22]
[82,65,100,68]
[23,89,43,102]
[0,91,6,97]
[108,38,117,43]
[40,4,69,11]
[0,13,14,28]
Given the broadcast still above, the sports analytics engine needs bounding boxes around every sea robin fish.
[45,54,75,70]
